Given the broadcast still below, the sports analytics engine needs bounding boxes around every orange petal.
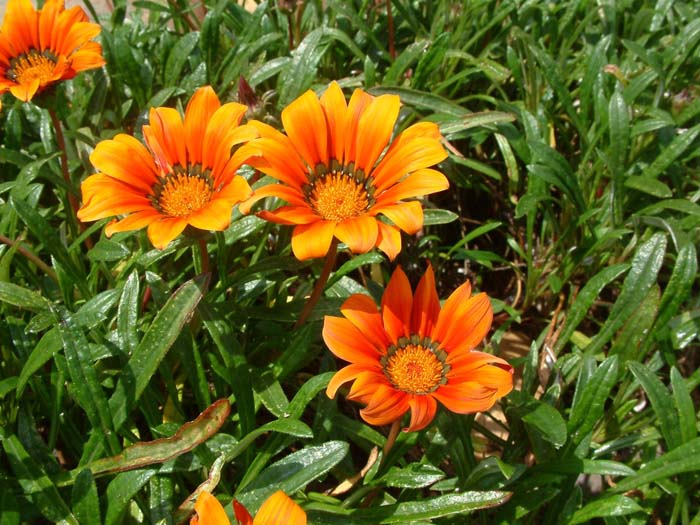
[282,89,328,167]
[380,266,412,343]
[192,491,230,525]
[347,370,390,403]
[431,280,472,343]
[405,395,437,432]
[432,382,499,414]
[10,78,40,101]
[5,0,38,55]
[244,137,309,189]
[89,135,158,193]
[343,88,373,164]
[146,107,187,170]
[322,316,382,366]
[258,206,319,225]
[360,384,410,426]
[239,183,307,215]
[376,222,402,261]
[326,363,371,399]
[57,21,100,57]
[104,209,160,236]
[446,350,512,374]
[439,293,492,354]
[372,136,448,193]
[374,169,449,207]
[38,0,61,51]
[68,47,105,73]
[319,81,347,163]
[410,264,440,338]
[77,174,152,221]
[202,101,247,171]
[449,363,513,398]
[184,86,221,166]
[334,215,379,254]
[290,220,336,260]
[254,491,306,525]
[354,94,400,172]
[215,175,253,204]
[340,294,391,352]
[187,198,233,232]
[146,217,188,249]
[375,200,424,235]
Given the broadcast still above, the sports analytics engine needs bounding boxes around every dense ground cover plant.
[0,0,698,524]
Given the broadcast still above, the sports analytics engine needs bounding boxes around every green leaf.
[639,122,700,180]
[628,362,681,450]
[0,282,50,312]
[568,355,619,442]
[236,441,349,511]
[569,495,642,524]
[87,239,131,262]
[423,208,459,226]
[1,434,78,524]
[624,176,673,198]
[116,270,140,356]
[327,252,385,289]
[16,327,61,396]
[278,28,326,106]
[370,86,468,118]
[56,308,119,455]
[165,32,200,85]
[522,400,568,448]
[382,463,446,488]
[585,233,667,355]
[104,468,157,525]
[384,41,430,85]
[670,367,696,444]
[222,419,313,466]
[440,111,516,136]
[71,470,100,525]
[109,278,204,430]
[612,436,700,493]
[554,264,629,354]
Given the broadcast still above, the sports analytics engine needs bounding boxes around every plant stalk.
[294,238,338,328]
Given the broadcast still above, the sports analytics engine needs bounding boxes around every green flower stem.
[294,238,339,328]
[0,234,58,282]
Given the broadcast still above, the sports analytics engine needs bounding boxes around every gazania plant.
[324,265,513,431]
[0,0,104,106]
[77,86,256,249]
[191,490,306,525]
[240,81,449,260]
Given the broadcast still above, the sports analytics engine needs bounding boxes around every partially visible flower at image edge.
[239,81,449,261]
[0,0,104,110]
[77,86,256,249]
[191,490,307,525]
[324,264,513,432]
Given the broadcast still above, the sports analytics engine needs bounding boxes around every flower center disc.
[157,173,213,217]
[383,344,446,395]
[308,173,369,221]
[9,51,56,86]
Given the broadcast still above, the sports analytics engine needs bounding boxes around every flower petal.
[326,363,371,399]
[146,217,188,249]
[343,88,373,164]
[233,500,254,525]
[104,209,160,236]
[448,362,514,398]
[192,491,230,525]
[381,266,412,343]
[290,220,336,260]
[431,280,471,343]
[239,183,307,215]
[405,395,437,432]
[374,169,449,207]
[354,94,400,172]
[410,264,441,337]
[322,316,382,366]
[375,200,424,235]
[376,222,402,261]
[253,491,306,525]
[146,107,187,171]
[281,89,328,168]
[89,134,159,193]
[340,294,391,352]
[439,293,492,354]
[258,205,319,225]
[187,198,233,232]
[334,215,378,254]
[185,86,221,167]
[432,382,499,414]
[360,384,410,426]
[319,81,347,163]
[372,135,448,193]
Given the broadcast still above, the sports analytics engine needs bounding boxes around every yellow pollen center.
[308,173,369,221]
[384,344,445,395]
[9,52,56,86]
[157,173,213,217]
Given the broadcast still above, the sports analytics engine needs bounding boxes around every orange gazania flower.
[77,86,256,249]
[325,265,513,432]
[191,490,306,525]
[0,0,104,107]
[240,81,449,261]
